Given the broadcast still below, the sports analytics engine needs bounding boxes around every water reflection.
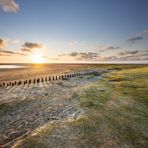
[0,65,27,69]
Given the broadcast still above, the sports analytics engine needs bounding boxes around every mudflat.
[0,64,93,82]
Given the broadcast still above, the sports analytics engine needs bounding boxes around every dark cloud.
[126,28,148,44]
[78,52,99,60]
[20,42,44,53]
[59,52,100,61]
[118,50,139,56]
[127,36,143,43]
[22,42,44,49]
[0,0,19,13]
[69,52,78,57]
[106,46,120,50]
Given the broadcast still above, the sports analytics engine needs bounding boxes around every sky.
[0,0,148,63]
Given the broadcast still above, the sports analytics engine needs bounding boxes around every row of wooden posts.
[0,72,93,87]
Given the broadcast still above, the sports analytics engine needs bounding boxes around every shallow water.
[0,65,27,69]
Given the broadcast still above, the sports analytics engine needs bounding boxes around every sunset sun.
[31,53,45,63]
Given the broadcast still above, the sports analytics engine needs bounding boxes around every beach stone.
[45,93,48,96]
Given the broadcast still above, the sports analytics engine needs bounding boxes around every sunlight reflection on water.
[0,65,27,69]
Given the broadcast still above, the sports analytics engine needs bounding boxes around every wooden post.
[36,78,38,83]
[49,76,51,81]
[45,77,47,81]
[29,79,31,84]
[53,76,55,80]
[61,75,64,79]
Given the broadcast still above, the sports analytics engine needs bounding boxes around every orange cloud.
[0,38,7,49]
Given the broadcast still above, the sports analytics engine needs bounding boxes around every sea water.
[0,65,27,69]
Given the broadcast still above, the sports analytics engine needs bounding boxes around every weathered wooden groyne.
[0,71,100,88]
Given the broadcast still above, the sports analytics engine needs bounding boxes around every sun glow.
[31,53,45,63]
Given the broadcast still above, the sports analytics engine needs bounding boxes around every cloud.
[69,52,78,57]
[118,50,139,56]
[101,56,119,61]
[10,39,19,44]
[43,56,61,61]
[143,29,148,35]
[126,28,148,43]
[96,44,120,52]
[76,52,99,61]
[22,42,44,49]
[58,49,148,62]
[0,40,45,57]
[20,48,32,53]
[0,0,19,13]
[0,49,24,56]
[102,50,148,61]
[68,41,78,48]
[117,50,148,61]
[0,49,26,56]
[0,38,7,49]
[0,38,27,56]
[68,40,87,48]
[59,52,100,61]
[20,42,45,53]
[126,36,143,43]
[0,49,16,54]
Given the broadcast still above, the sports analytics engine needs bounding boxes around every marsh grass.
[72,66,148,148]
[14,65,148,148]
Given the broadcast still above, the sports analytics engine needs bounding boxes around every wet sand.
[0,64,93,83]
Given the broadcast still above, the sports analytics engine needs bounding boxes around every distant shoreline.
[0,63,148,65]
[0,64,147,82]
